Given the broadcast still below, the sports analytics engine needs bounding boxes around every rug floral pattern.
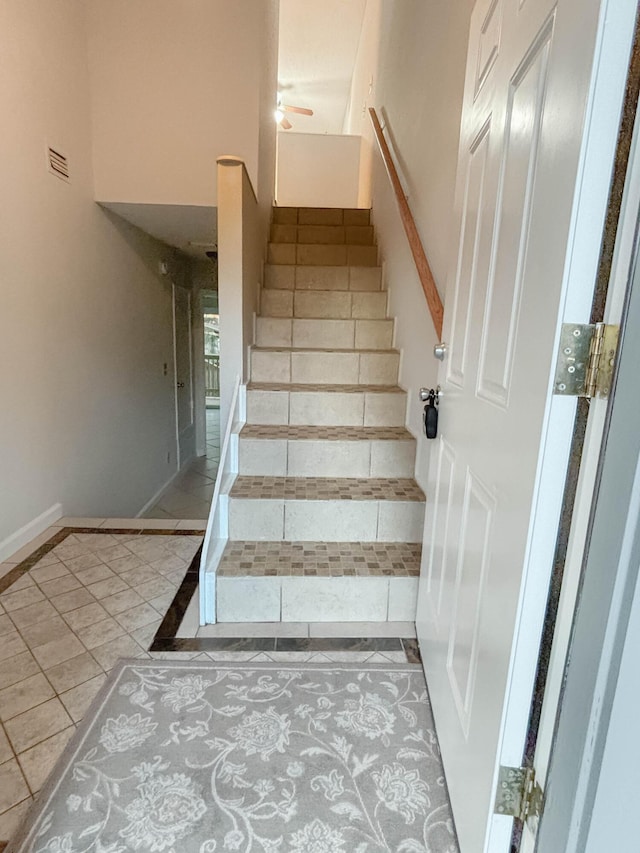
[9,660,458,853]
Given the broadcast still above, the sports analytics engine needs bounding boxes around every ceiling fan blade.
[283,104,314,117]
[279,117,293,130]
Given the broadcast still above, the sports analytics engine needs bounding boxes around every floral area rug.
[8,660,459,853]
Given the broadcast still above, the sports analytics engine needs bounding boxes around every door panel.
[448,121,492,388]
[447,470,496,737]
[477,25,552,405]
[415,0,616,849]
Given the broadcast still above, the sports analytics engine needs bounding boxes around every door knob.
[433,342,448,361]
[420,386,442,402]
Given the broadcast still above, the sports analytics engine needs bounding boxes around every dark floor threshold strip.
[152,544,202,641]
[150,635,422,662]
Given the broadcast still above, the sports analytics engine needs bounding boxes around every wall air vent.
[47,146,69,182]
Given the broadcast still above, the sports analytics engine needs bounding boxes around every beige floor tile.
[73,565,115,587]
[101,519,179,530]
[7,600,57,631]
[114,603,160,633]
[19,616,75,650]
[62,602,109,632]
[91,634,145,672]
[0,759,30,815]
[0,653,40,691]
[74,618,126,650]
[3,575,36,594]
[0,796,33,842]
[0,633,28,663]
[85,576,128,600]
[36,575,81,599]
[28,562,70,585]
[17,726,75,794]
[101,588,145,616]
[49,587,96,614]
[103,554,145,574]
[118,566,158,587]
[4,698,72,754]
[0,586,45,613]
[45,652,104,694]
[60,553,104,574]
[0,614,16,637]
[59,675,107,723]
[135,578,176,601]
[0,725,12,764]
[129,621,161,650]
[57,517,106,527]
[175,520,207,531]
[33,634,86,670]
[0,673,55,722]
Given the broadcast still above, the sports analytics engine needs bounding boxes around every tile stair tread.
[247,382,404,393]
[230,476,425,502]
[218,540,421,578]
[240,425,413,441]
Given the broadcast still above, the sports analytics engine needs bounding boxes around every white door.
[173,284,195,467]
[415,0,634,850]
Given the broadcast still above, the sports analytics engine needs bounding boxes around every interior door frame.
[535,166,640,853]
[513,11,640,850]
[172,282,195,470]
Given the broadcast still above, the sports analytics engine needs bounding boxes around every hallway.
[143,408,220,521]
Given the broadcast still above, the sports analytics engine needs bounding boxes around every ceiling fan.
[275,99,313,130]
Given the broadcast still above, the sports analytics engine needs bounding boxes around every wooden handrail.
[369,108,444,338]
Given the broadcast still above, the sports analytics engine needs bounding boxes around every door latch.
[420,387,441,439]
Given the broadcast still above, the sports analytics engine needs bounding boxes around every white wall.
[342,0,474,487]
[0,0,190,554]
[276,133,361,208]
[86,0,276,207]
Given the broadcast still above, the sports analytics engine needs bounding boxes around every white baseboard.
[0,503,63,564]
[136,455,195,518]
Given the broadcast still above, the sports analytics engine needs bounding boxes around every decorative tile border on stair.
[240,424,412,441]
[247,382,403,393]
[218,541,421,577]
[229,476,425,502]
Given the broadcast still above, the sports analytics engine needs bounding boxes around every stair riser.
[228,497,425,543]
[246,389,407,427]
[238,438,416,478]
[261,290,388,320]
[255,318,393,350]
[270,224,374,245]
[268,243,378,267]
[272,207,371,227]
[216,576,417,622]
[265,265,382,292]
[250,351,400,386]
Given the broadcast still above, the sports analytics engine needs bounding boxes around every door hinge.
[494,765,544,829]
[554,323,619,399]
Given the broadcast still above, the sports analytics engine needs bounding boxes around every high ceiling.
[277,0,367,135]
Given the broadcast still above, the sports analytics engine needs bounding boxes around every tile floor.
[0,520,421,846]
[143,407,220,519]
[0,525,203,841]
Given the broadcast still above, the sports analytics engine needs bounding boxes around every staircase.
[216,206,425,623]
